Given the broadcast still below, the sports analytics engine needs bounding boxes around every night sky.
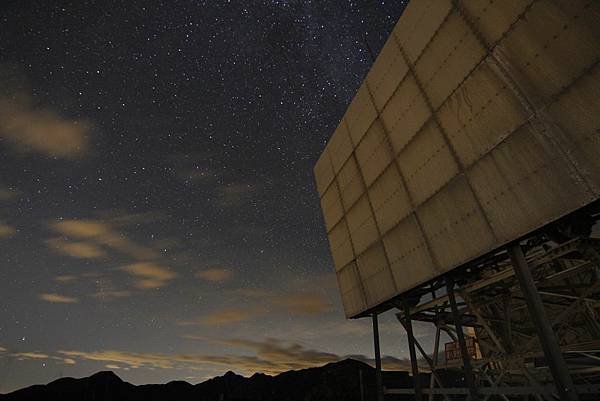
[0,0,424,392]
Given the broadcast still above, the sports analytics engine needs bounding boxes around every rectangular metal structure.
[314,0,600,318]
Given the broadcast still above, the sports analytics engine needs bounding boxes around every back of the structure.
[314,0,600,318]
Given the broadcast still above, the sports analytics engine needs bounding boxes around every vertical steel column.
[507,244,579,401]
[359,369,365,401]
[429,321,441,401]
[372,313,384,401]
[447,279,478,400]
[403,300,423,401]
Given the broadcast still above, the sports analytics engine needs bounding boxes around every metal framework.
[370,223,600,400]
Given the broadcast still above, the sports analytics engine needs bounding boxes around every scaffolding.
[371,234,600,400]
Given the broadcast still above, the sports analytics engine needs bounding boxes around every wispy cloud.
[39,293,78,303]
[0,187,20,202]
[277,293,332,316]
[195,267,233,283]
[178,306,268,326]
[12,352,49,360]
[45,237,106,259]
[54,275,78,283]
[58,349,177,370]
[49,219,158,261]
[120,262,176,289]
[232,288,333,317]
[92,290,132,300]
[57,337,413,375]
[215,183,257,208]
[0,223,16,238]
[0,94,91,159]
[10,350,77,365]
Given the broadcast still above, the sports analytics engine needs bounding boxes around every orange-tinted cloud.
[57,337,414,375]
[39,293,78,303]
[0,223,16,238]
[278,293,332,316]
[0,95,91,159]
[231,289,332,316]
[92,290,132,300]
[46,237,106,259]
[120,262,176,289]
[0,187,20,202]
[58,349,176,369]
[54,275,78,283]
[13,352,49,360]
[11,351,77,366]
[196,268,233,283]
[203,307,268,326]
[179,306,268,327]
[49,219,158,261]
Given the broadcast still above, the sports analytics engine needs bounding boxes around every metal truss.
[372,237,600,400]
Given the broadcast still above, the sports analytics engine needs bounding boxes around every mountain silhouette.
[0,358,460,401]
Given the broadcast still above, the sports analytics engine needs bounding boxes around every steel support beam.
[447,279,479,400]
[507,243,580,401]
[372,313,384,401]
[403,300,423,401]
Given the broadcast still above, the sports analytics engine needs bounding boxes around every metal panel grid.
[315,0,600,318]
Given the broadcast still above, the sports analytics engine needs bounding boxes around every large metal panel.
[366,34,409,111]
[497,0,600,103]
[346,195,379,255]
[383,214,437,291]
[368,164,412,235]
[328,121,354,174]
[337,262,366,318]
[437,60,528,167]
[393,0,453,63]
[396,120,459,206]
[381,73,431,155]
[355,119,393,187]
[461,0,532,47]
[314,0,600,318]
[320,181,343,232]
[417,175,496,271]
[346,82,377,145]
[337,156,364,211]
[546,64,600,194]
[356,242,396,308]
[328,219,354,272]
[415,10,486,109]
[314,148,334,197]
[468,122,593,242]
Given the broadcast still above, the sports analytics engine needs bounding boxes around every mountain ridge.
[0,358,428,401]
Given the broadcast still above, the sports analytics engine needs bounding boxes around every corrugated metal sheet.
[315,0,600,318]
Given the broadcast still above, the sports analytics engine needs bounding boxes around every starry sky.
[0,0,425,392]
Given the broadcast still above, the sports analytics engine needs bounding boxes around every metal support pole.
[429,322,441,401]
[372,313,384,401]
[403,300,423,401]
[508,244,580,401]
[447,279,479,400]
[359,369,365,401]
